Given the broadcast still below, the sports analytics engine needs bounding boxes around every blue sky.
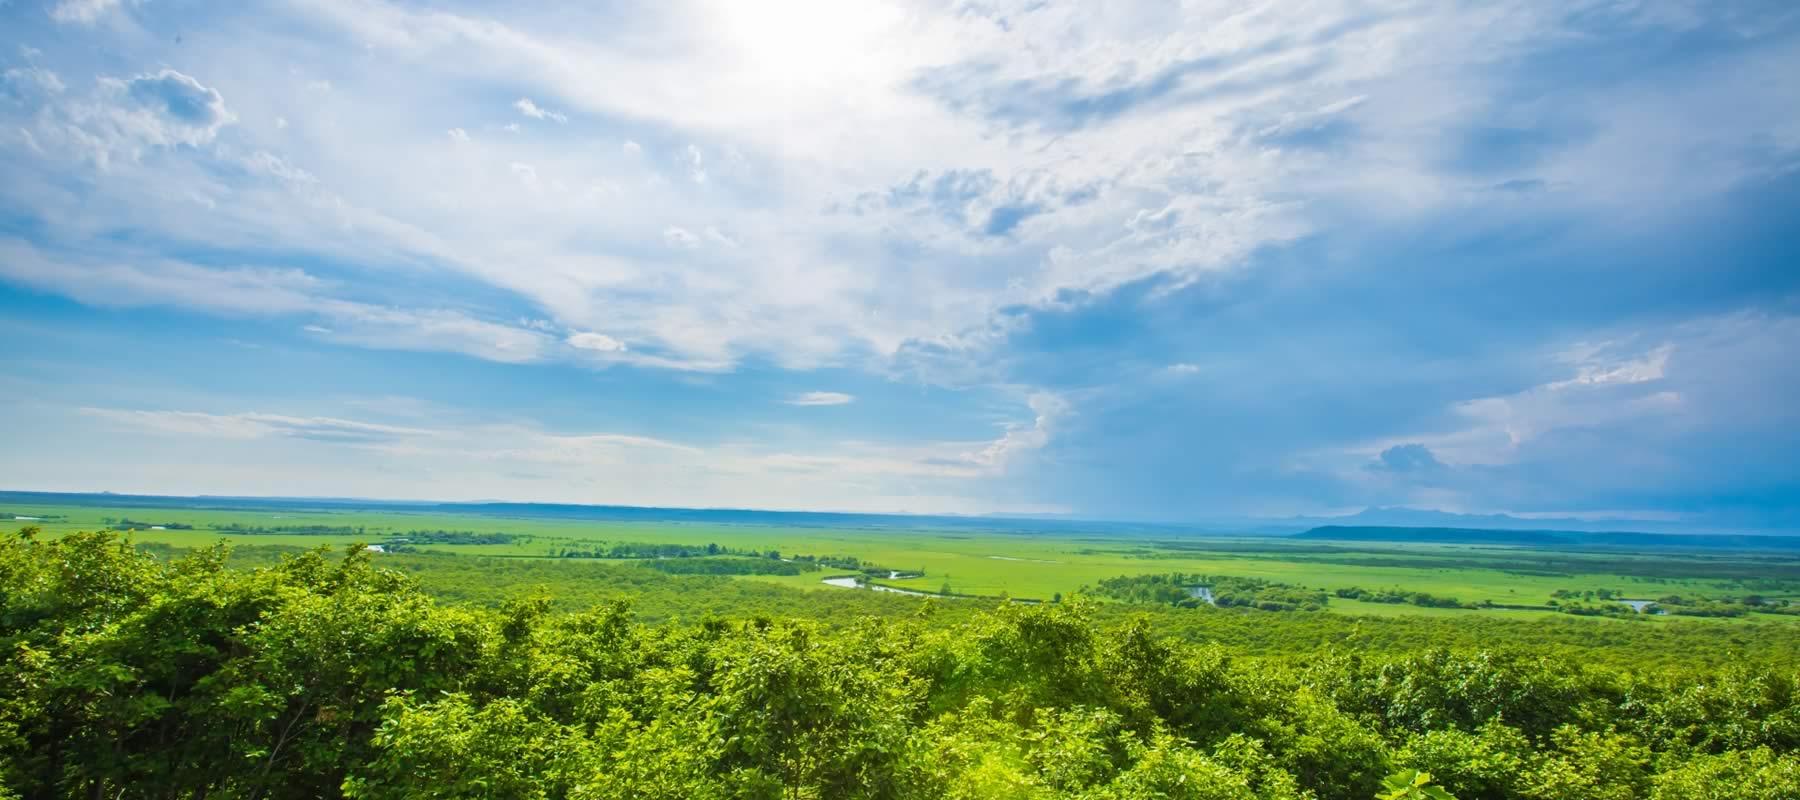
[1,0,1797,528]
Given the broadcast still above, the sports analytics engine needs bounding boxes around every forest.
[5,528,1800,799]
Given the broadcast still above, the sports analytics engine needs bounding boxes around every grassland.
[8,496,1799,623]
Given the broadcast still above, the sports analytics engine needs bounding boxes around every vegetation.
[641,555,817,576]
[10,496,1800,615]
[1335,587,1477,610]
[1088,574,1330,612]
[385,530,524,546]
[105,517,195,530]
[7,527,1800,799]
[216,523,365,535]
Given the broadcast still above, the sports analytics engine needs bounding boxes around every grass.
[8,499,1796,621]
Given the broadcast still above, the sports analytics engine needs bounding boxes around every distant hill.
[1272,506,1732,534]
[1293,525,1800,551]
[0,490,1189,538]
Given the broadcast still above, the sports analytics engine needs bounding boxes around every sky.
[0,0,1797,529]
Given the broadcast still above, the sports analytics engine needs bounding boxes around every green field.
[9,498,1798,623]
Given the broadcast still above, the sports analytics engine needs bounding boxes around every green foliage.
[5,529,1800,799]
[1379,770,1457,799]
[1089,573,1330,612]
[1337,587,1475,610]
[1650,747,1800,799]
[643,556,817,575]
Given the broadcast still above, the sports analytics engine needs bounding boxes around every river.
[821,576,939,597]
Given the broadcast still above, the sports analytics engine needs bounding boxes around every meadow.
[8,494,1798,623]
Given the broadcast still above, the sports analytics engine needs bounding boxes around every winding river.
[820,576,939,597]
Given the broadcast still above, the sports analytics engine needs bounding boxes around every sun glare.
[714,0,904,86]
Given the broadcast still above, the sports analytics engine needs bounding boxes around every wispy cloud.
[0,238,554,365]
[62,398,1065,513]
[785,391,854,407]
[80,408,428,443]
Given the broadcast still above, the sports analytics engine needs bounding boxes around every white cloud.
[447,127,469,142]
[1337,312,1800,471]
[0,237,324,314]
[785,391,854,406]
[80,408,428,442]
[310,304,554,364]
[702,227,739,247]
[56,397,1068,514]
[3,0,1793,386]
[662,226,699,248]
[1165,363,1200,375]
[512,97,567,123]
[0,238,554,365]
[1547,343,1671,389]
[36,69,239,166]
[566,331,627,352]
[961,392,1066,470]
[3,66,65,94]
[684,144,705,183]
[49,0,121,24]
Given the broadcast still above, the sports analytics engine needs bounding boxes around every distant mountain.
[1270,506,1734,535]
[0,490,1187,538]
[1293,525,1800,551]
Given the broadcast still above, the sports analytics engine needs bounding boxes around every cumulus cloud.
[1369,444,1449,478]
[512,97,566,123]
[662,226,699,248]
[959,393,1066,471]
[785,391,854,406]
[98,69,237,148]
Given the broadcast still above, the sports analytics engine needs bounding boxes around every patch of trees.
[9,528,1800,799]
[1551,601,1644,619]
[383,530,523,546]
[1550,587,1800,618]
[216,522,363,535]
[1088,573,1330,611]
[642,556,817,576]
[1650,593,1800,619]
[1335,587,1474,609]
[102,517,195,530]
[554,541,916,578]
